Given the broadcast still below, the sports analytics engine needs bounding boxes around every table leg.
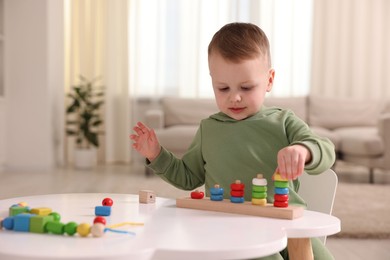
[287,238,313,260]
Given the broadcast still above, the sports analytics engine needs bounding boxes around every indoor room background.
[0,0,389,172]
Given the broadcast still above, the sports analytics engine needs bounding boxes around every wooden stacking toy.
[210,184,224,201]
[252,174,267,206]
[230,180,245,203]
[273,172,289,208]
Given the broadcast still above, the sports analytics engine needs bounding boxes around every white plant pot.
[74,148,97,169]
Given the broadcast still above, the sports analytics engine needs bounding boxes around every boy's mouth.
[229,107,246,113]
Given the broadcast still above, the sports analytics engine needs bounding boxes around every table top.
[0,193,340,260]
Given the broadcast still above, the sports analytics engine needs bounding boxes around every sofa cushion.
[155,125,198,157]
[309,96,385,129]
[264,96,308,122]
[162,98,218,127]
[310,126,341,151]
[334,127,383,156]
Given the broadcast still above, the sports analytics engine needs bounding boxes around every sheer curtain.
[128,0,313,99]
[65,0,130,164]
[311,0,390,99]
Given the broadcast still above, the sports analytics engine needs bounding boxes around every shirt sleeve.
[146,126,206,190]
[285,110,336,175]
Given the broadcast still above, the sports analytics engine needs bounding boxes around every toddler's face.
[209,53,274,120]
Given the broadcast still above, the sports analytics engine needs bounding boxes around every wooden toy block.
[176,197,303,220]
[139,190,156,204]
[9,206,29,216]
[30,215,54,233]
[252,198,267,206]
[95,206,111,216]
[14,214,34,232]
[30,207,52,216]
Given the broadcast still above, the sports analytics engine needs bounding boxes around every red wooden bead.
[230,180,245,191]
[230,190,244,197]
[274,194,289,202]
[190,190,204,199]
[93,216,106,225]
[273,200,289,208]
[102,198,113,206]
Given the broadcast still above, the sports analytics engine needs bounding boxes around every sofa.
[144,96,390,183]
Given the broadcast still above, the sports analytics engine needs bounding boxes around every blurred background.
[0,0,389,171]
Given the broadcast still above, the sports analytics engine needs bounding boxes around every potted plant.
[66,75,104,169]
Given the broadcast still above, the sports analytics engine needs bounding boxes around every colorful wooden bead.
[77,223,91,237]
[46,221,65,235]
[93,216,107,225]
[102,198,114,207]
[139,190,156,204]
[49,212,61,222]
[274,187,289,195]
[273,172,288,181]
[91,223,105,237]
[14,214,34,232]
[252,174,267,186]
[252,191,267,199]
[274,181,289,188]
[30,207,52,216]
[230,196,245,203]
[230,180,245,191]
[274,194,289,202]
[252,185,267,192]
[274,200,289,208]
[95,206,111,216]
[230,190,244,197]
[64,222,78,236]
[190,190,204,199]
[210,194,224,201]
[18,202,28,207]
[30,215,54,233]
[252,198,267,206]
[210,184,224,195]
[3,217,14,230]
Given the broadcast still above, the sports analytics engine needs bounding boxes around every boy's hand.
[129,122,161,161]
[276,145,311,180]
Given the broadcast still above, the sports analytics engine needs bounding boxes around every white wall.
[4,0,64,171]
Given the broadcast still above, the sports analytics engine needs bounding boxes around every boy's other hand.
[129,122,161,161]
[276,145,311,180]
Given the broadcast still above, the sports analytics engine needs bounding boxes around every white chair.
[297,168,338,244]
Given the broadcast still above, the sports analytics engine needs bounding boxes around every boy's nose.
[230,92,242,103]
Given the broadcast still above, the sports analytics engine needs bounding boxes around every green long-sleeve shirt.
[148,106,336,206]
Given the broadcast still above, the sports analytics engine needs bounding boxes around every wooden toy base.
[176,197,304,220]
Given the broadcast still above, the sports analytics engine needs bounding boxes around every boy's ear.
[266,69,275,92]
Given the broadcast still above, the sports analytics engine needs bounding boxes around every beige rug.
[331,182,390,238]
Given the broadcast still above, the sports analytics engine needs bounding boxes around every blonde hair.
[208,22,271,67]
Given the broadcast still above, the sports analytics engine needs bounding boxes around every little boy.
[130,22,335,259]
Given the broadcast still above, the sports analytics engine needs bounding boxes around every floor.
[1,161,390,259]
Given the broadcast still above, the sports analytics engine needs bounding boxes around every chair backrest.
[298,168,338,244]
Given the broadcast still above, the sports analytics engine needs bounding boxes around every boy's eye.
[241,86,253,91]
[219,87,229,92]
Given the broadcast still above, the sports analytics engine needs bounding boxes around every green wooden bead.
[64,221,78,236]
[49,212,61,222]
[274,181,289,188]
[252,185,267,192]
[46,221,65,235]
[252,191,267,199]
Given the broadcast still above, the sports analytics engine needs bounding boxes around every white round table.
[0,193,340,260]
